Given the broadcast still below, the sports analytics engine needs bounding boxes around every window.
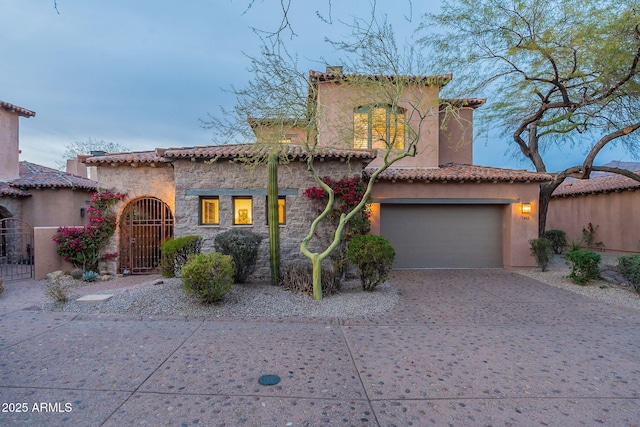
[354,105,405,150]
[200,197,219,225]
[233,197,253,225]
[266,196,286,225]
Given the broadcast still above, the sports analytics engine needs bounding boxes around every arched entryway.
[118,197,174,275]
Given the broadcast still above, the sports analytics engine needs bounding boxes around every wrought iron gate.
[0,218,34,281]
[119,197,174,275]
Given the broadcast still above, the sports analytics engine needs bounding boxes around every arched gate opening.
[118,197,174,275]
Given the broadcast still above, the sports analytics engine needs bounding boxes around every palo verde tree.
[205,17,447,299]
[423,0,640,235]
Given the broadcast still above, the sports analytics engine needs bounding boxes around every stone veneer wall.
[91,164,175,274]
[174,157,367,280]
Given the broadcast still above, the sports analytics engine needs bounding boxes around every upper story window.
[200,197,219,225]
[354,105,405,150]
[233,197,253,225]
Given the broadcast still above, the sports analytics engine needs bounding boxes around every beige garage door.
[380,204,504,268]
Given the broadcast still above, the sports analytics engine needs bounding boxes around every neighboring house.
[548,172,640,254]
[0,100,97,280]
[83,68,551,277]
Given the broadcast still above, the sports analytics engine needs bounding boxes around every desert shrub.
[214,229,262,283]
[181,252,234,303]
[565,250,601,285]
[529,238,554,271]
[618,254,640,294]
[45,271,77,303]
[160,235,203,277]
[543,230,567,254]
[280,260,341,296]
[347,234,395,292]
[82,271,99,282]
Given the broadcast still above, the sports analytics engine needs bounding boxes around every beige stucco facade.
[0,107,21,181]
[548,191,640,254]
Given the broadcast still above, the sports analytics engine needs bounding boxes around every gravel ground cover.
[515,253,640,311]
[39,253,640,317]
[42,276,400,318]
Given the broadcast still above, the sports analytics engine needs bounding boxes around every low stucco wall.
[548,191,640,254]
[34,227,74,280]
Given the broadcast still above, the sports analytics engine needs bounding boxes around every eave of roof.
[163,144,375,161]
[0,100,36,117]
[0,162,97,195]
[309,70,453,88]
[368,164,553,183]
[84,144,375,165]
[553,173,640,197]
[81,150,163,165]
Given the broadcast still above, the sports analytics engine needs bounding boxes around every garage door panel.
[380,204,503,268]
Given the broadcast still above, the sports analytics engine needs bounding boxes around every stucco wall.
[316,80,441,169]
[0,197,23,219]
[0,108,20,181]
[34,227,75,279]
[20,188,93,228]
[439,108,474,165]
[548,191,640,254]
[370,181,540,267]
[174,157,367,279]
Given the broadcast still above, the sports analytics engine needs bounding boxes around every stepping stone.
[76,294,113,304]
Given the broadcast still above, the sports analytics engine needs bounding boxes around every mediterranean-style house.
[82,68,552,278]
[548,167,640,254]
[0,100,97,280]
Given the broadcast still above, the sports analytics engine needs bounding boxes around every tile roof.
[0,162,97,196]
[308,69,453,87]
[82,150,163,165]
[553,173,640,197]
[0,100,36,117]
[368,163,553,183]
[84,144,375,164]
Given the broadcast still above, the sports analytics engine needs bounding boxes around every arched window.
[354,105,405,150]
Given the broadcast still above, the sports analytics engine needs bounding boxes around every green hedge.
[160,235,203,277]
[181,252,234,303]
[347,234,395,291]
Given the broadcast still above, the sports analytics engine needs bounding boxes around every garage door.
[380,204,503,268]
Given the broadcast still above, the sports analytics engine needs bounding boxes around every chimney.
[0,101,35,182]
[326,65,343,75]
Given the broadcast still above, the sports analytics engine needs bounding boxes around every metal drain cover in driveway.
[258,375,281,386]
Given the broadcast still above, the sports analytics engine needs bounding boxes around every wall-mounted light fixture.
[80,208,86,218]
[520,203,532,214]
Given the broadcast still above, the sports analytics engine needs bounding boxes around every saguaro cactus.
[267,152,280,285]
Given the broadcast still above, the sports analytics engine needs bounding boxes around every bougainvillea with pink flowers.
[52,188,125,271]
[303,176,370,276]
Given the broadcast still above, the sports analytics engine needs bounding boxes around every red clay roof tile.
[0,162,97,195]
[368,164,553,183]
[0,100,35,117]
[85,144,375,164]
[553,173,640,197]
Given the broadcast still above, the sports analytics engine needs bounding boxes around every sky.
[0,0,632,173]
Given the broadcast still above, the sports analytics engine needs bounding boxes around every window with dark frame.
[266,196,286,225]
[200,197,219,225]
[354,105,406,150]
[233,196,253,225]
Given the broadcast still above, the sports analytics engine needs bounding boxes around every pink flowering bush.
[52,189,125,271]
[303,176,370,276]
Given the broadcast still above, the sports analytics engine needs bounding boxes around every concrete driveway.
[1,269,639,426]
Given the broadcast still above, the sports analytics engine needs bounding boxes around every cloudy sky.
[1,0,630,172]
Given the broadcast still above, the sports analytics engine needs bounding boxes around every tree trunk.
[267,153,280,286]
[538,179,564,237]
